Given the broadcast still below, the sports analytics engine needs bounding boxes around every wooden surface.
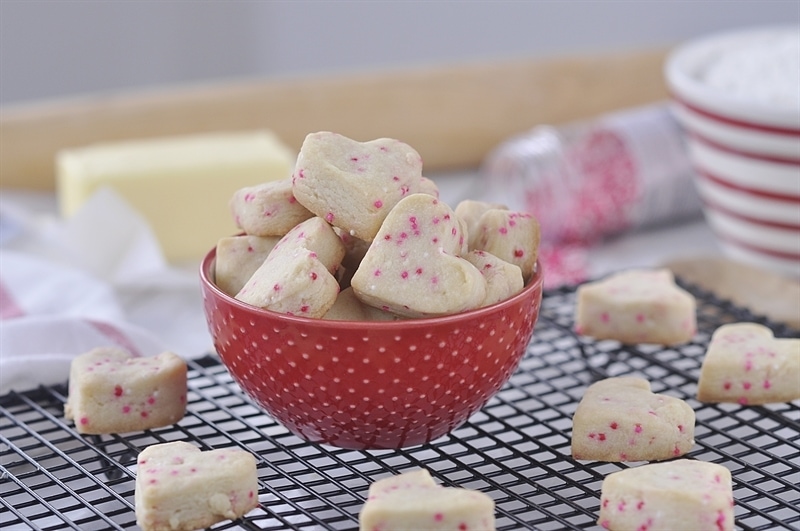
[666,257,800,330]
[1,49,669,191]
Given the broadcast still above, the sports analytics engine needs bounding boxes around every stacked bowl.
[665,26,800,277]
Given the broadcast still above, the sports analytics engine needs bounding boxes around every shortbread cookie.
[229,178,314,236]
[351,194,486,318]
[359,469,495,531]
[454,199,507,250]
[574,269,697,345]
[323,287,403,321]
[697,323,800,405]
[472,209,541,281]
[464,250,524,307]
[598,459,734,531]
[236,217,344,317]
[571,377,695,462]
[215,234,280,296]
[65,348,187,434]
[135,441,259,531]
[418,176,440,198]
[292,131,424,241]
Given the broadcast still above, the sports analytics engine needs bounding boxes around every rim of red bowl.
[200,245,545,330]
[665,25,800,132]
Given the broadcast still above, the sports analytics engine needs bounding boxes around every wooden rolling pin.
[0,49,669,191]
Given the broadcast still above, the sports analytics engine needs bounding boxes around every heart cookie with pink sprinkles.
[351,193,486,318]
[292,131,426,241]
[697,322,800,405]
[359,469,495,531]
[571,376,695,462]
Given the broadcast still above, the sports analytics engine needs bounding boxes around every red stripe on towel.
[0,280,25,320]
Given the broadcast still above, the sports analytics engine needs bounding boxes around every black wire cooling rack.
[2,280,799,531]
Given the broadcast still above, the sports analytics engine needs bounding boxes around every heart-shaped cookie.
[64,347,187,434]
[598,459,734,531]
[135,441,259,531]
[236,217,345,317]
[229,177,314,237]
[292,131,426,241]
[697,323,800,405]
[472,209,541,282]
[574,268,697,346]
[351,193,486,317]
[571,377,695,462]
[359,469,495,531]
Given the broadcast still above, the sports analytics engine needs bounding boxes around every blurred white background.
[2,0,798,106]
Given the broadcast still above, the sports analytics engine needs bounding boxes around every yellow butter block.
[57,130,296,262]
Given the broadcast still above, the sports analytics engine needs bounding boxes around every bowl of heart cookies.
[200,131,544,449]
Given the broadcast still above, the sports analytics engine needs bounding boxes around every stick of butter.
[57,130,296,262]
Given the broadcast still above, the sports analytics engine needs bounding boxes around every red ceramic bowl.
[200,246,543,449]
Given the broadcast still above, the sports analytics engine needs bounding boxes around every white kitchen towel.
[0,188,215,394]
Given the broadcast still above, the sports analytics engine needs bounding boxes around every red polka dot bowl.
[199,246,544,449]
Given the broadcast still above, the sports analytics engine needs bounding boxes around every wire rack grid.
[1,280,799,530]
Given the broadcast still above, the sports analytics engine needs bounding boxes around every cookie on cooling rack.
[571,377,695,462]
[574,268,696,345]
[135,441,259,531]
[697,322,800,405]
[64,347,187,434]
[358,468,495,531]
[597,459,734,531]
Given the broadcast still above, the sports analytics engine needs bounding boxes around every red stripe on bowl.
[713,231,800,261]
[689,131,800,166]
[673,96,800,137]
[696,169,800,204]
[702,199,800,231]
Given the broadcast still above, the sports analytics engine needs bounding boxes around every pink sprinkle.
[434,513,444,522]
[716,510,726,531]
[618,500,626,511]
[610,422,618,430]
[723,381,732,390]
[273,283,281,292]
[374,269,382,277]
[114,385,123,397]
[374,200,383,208]
[602,499,609,508]
[673,445,681,456]
[598,433,606,441]
[80,417,89,425]
[499,227,508,235]
[244,192,255,202]
[634,424,643,433]
[637,501,645,510]
[600,312,610,323]
[415,268,423,275]
[744,360,753,371]
[743,381,752,390]
[122,405,131,414]
[149,478,158,485]
[325,212,334,222]
[764,379,772,389]
[678,424,684,432]
[636,313,645,323]
[401,271,408,279]
[141,411,148,418]
[514,249,524,258]
[601,520,610,529]
[147,396,155,405]
[738,396,748,405]
[300,305,310,313]
[310,272,318,280]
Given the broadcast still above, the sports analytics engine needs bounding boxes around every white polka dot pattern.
[200,249,544,449]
